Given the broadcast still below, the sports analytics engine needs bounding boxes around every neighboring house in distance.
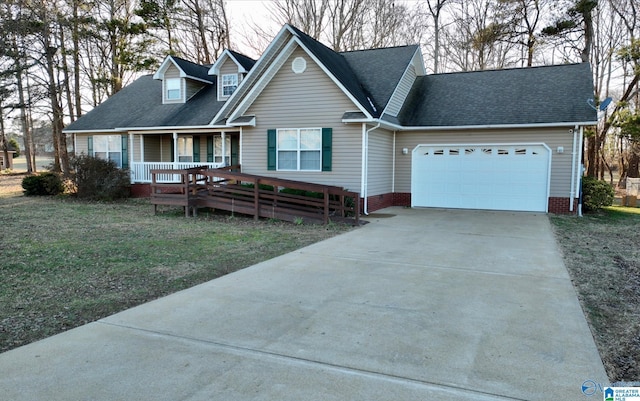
[63,24,596,214]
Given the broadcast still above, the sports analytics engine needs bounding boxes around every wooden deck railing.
[149,166,360,225]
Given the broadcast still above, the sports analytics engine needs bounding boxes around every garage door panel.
[411,144,550,212]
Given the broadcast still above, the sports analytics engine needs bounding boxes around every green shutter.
[121,134,129,168]
[267,129,276,171]
[321,128,332,171]
[193,136,200,162]
[87,136,93,155]
[206,136,214,162]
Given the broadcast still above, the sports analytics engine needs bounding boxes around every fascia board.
[379,50,420,118]
[291,36,372,118]
[209,25,294,125]
[153,56,175,80]
[226,38,299,123]
[373,120,598,131]
[62,128,124,134]
[227,36,373,122]
[208,49,248,75]
[412,47,427,76]
[118,125,230,132]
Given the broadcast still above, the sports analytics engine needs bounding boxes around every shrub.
[70,155,130,200]
[22,172,64,196]
[8,138,20,157]
[582,176,614,212]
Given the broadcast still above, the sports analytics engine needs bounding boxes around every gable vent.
[292,57,306,74]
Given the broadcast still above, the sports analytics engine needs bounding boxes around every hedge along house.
[64,24,597,214]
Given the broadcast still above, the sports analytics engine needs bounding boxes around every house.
[63,24,596,214]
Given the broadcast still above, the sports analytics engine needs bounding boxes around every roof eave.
[345,119,598,131]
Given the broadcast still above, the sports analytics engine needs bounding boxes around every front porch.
[130,131,239,183]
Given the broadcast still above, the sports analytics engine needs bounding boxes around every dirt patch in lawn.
[0,192,352,353]
[550,208,640,382]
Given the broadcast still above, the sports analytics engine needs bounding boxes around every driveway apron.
[0,207,607,400]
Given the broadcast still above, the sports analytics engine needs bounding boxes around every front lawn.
[550,207,640,382]
[0,174,351,353]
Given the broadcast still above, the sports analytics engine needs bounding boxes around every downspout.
[392,131,396,193]
[569,126,578,212]
[578,126,584,217]
[361,122,381,215]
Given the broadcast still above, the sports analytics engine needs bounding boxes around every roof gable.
[208,49,256,75]
[398,63,597,127]
[153,55,213,84]
[341,45,422,114]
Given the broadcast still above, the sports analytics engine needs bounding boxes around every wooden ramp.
[150,166,360,225]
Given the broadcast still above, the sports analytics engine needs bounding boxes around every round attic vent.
[292,57,307,74]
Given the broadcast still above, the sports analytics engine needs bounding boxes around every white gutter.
[570,126,578,212]
[343,119,598,132]
[360,122,381,215]
[63,124,231,134]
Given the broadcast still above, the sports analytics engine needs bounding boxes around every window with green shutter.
[207,136,214,162]
[268,128,331,171]
[121,134,129,169]
[193,136,200,162]
[267,129,276,170]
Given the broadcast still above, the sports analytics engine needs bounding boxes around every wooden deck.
[150,166,361,225]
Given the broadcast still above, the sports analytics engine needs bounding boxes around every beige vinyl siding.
[185,80,204,100]
[163,65,183,103]
[394,128,575,198]
[132,134,141,161]
[75,134,90,154]
[242,46,363,192]
[218,60,239,100]
[385,65,416,117]
[367,128,394,196]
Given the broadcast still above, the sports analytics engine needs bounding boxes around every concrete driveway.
[0,207,607,400]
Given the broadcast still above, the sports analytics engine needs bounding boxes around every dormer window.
[166,78,181,101]
[222,74,238,96]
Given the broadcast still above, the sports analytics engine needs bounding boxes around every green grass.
[550,207,640,382]
[0,194,351,353]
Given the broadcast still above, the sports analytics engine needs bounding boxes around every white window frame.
[177,136,193,162]
[214,135,231,164]
[276,128,322,172]
[93,135,122,167]
[165,78,181,101]
[222,74,238,97]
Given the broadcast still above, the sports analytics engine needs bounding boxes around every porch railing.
[131,162,225,183]
[149,166,360,225]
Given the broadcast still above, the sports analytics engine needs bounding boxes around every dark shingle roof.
[172,57,214,83]
[64,75,224,131]
[341,45,419,113]
[228,50,256,71]
[287,24,379,117]
[399,63,596,127]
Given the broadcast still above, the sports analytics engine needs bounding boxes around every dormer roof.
[208,49,257,75]
[153,55,214,84]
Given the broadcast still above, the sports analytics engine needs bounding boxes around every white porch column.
[139,135,144,162]
[129,133,135,181]
[173,132,178,167]
[221,131,227,166]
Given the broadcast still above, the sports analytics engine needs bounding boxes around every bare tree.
[426,0,450,73]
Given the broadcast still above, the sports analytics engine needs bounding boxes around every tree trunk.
[72,0,82,118]
[0,106,9,172]
[14,47,34,174]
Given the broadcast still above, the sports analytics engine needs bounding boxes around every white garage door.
[411,143,550,212]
